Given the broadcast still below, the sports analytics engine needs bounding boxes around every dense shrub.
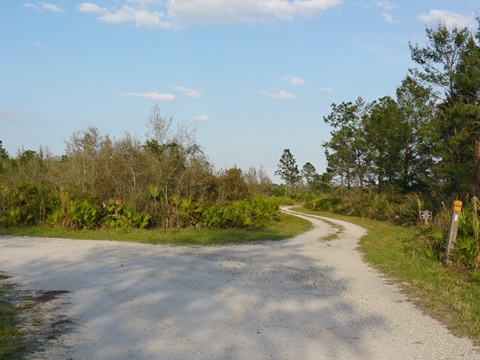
[303,190,421,225]
[0,122,278,230]
[46,194,151,230]
[423,197,480,268]
[304,196,341,212]
[0,181,57,227]
[200,197,280,229]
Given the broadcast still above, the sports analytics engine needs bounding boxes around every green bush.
[201,197,280,229]
[304,196,341,212]
[0,181,57,227]
[423,197,480,268]
[202,205,224,228]
[100,199,151,229]
[303,191,420,225]
[45,195,151,230]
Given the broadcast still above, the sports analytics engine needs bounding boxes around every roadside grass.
[0,213,311,246]
[0,213,311,359]
[0,276,73,360]
[0,275,25,360]
[317,218,344,242]
[292,207,480,346]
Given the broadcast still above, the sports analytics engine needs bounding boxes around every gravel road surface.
[0,207,478,359]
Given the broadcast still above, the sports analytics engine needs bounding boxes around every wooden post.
[424,211,430,226]
[446,200,462,262]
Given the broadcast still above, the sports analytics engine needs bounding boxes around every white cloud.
[23,2,65,13]
[126,0,160,5]
[418,10,474,28]
[77,3,107,14]
[382,12,393,24]
[118,92,176,101]
[41,3,64,13]
[78,0,342,28]
[283,75,305,86]
[102,6,170,28]
[193,114,210,121]
[375,1,397,24]
[320,87,334,92]
[173,86,201,98]
[78,2,172,28]
[169,0,342,24]
[258,89,298,100]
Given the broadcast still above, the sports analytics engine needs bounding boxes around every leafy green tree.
[313,172,332,194]
[409,22,472,105]
[364,96,403,192]
[18,149,37,164]
[219,167,250,202]
[410,21,480,197]
[323,128,354,192]
[395,76,435,191]
[301,162,319,193]
[0,141,8,159]
[275,149,300,197]
[323,97,369,192]
[0,140,9,174]
[301,162,317,184]
[300,162,330,194]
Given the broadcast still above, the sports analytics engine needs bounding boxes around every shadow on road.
[1,216,386,359]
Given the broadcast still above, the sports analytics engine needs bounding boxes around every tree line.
[321,20,480,206]
[0,105,278,229]
[300,19,480,268]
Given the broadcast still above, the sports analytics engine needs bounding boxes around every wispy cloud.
[193,114,209,121]
[418,10,474,28]
[0,108,27,123]
[23,2,65,13]
[355,41,406,66]
[78,0,343,28]
[283,75,305,86]
[257,89,298,100]
[169,0,342,25]
[376,1,395,11]
[78,2,172,28]
[118,92,175,101]
[376,1,398,24]
[320,87,334,92]
[77,2,106,14]
[173,86,201,98]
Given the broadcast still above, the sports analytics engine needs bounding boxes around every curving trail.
[0,207,479,359]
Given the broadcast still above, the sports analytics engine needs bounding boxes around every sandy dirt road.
[0,207,479,359]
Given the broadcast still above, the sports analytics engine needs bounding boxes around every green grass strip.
[0,275,25,360]
[0,213,311,246]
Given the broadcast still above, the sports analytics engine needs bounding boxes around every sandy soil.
[0,207,479,359]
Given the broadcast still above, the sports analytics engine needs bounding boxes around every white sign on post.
[419,211,432,220]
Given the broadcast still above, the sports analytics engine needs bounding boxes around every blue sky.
[0,1,478,181]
